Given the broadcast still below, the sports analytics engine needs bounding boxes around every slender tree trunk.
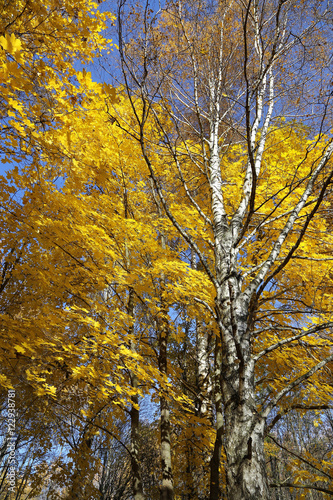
[127,289,145,500]
[185,444,197,500]
[209,337,223,500]
[160,395,173,500]
[124,171,145,500]
[270,457,285,500]
[130,390,145,500]
[159,308,174,500]
[152,182,174,500]
[196,320,212,419]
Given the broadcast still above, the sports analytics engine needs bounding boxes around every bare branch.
[270,483,333,496]
[267,434,333,481]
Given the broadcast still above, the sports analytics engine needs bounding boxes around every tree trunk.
[128,289,145,500]
[158,297,174,500]
[217,282,269,500]
[160,393,173,500]
[223,399,268,499]
[130,393,145,500]
[209,337,223,500]
[196,320,212,419]
[208,110,270,497]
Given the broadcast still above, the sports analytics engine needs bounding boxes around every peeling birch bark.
[196,319,212,419]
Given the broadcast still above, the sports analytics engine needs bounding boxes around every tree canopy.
[1,1,333,499]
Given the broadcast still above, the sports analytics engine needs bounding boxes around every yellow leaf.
[0,33,22,54]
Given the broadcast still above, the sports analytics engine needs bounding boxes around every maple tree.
[0,0,115,380]
[1,0,333,499]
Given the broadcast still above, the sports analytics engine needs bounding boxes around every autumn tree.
[113,0,333,498]
[0,74,200,497]
[2,0,333,499]
[0,0,115,386]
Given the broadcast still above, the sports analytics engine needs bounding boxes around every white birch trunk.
[196,320,211,418]
[208,111,271,496]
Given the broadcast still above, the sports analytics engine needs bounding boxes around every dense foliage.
[1,0,333,499]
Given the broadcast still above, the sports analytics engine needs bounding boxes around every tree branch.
[263,353,333,418]
[267,434,333,481]
[254,322,333,362]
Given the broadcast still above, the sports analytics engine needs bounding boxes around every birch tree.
[114,0,333,498]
